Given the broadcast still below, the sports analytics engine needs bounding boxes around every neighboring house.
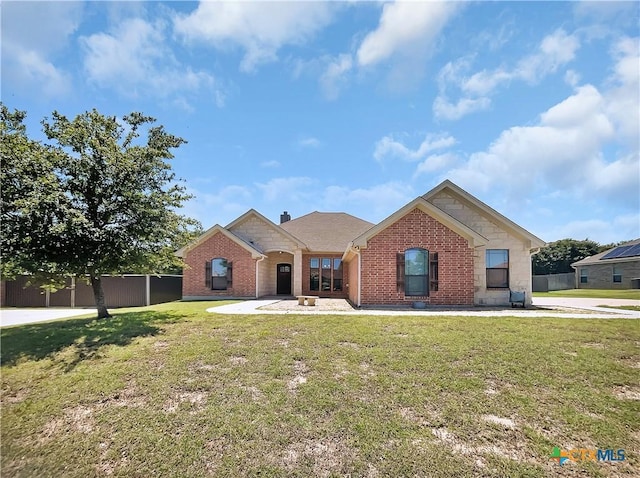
[178,180,545,306]
[571,239,640,289]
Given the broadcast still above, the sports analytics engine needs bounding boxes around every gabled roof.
[572,238,640,267]
[350,196,489,249]
[175,224,266,259]
[423,180,546,249]
[226,208,308,250]
[280,212,374,253]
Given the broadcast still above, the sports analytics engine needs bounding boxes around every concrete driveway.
[0,308,96,328]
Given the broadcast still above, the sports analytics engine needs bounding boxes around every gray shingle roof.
[279,212,374,253]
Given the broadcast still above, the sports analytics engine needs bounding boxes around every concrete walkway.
[0,308,95,327]
[207,298,640,319]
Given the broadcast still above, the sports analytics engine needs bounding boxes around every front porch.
[256,251,349,299]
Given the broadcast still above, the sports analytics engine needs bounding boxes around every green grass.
[533,289,640,300]
[2,301,639,477]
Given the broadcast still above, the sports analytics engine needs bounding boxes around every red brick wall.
[360,208,474,305]
[301,254,349,298]
[183,232,256,298]
[346,255,359,304]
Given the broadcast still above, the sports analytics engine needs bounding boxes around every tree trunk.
[90,275,111,319]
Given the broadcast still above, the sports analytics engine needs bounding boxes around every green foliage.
[1,105,201,315]
[532,238,601,275]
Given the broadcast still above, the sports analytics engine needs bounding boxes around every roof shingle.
[279,212,374,253]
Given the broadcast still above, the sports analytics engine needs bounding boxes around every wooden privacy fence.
[1,275,182,308]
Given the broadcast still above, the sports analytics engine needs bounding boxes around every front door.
[276,263,292,295]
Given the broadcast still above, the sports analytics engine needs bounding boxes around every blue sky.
[3,1,639,245]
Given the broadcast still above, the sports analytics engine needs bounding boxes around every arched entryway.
[276,263,292,295]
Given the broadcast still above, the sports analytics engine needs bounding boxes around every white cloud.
[173,1,336,72]
[81,18,220,103]
[298,137,321,149]
[447,73,638,208]
[514,29,580,83]
[321,182,415,222]
[320,54,353,100]
[604,37,640,146]
[261,160,281,169]
[462,29,580,93]
[1,1,82,54]
[564,69,581,87]
[574,1,639,21]
[9,49,72,97]
[357,2,459,67]
[374,133,456,163]
[185,179,417,229]
[434,29,581,120]
[544,214,640,245]
[413,153,459,179]
[256,177,315,202]
[1,1,82,97]
[432,96,491,121]
[182,185,253,228]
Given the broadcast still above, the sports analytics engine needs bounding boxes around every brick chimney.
[280,211,291,224]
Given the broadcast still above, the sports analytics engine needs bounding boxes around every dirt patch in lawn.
[39,381,147,444]
[613,385,640,400]
[482,414,516,429]
[163,391,207,413]
[282,437,362,477]
[228,355,248,366]
[287,360,308,393]
[430,425,530,468]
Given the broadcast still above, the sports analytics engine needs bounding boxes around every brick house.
[178,180,545,306]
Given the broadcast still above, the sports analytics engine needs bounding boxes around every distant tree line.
[532,238,629,275]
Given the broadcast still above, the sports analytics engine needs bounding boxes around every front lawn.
[533,289,640,300]
[2,302,639,477]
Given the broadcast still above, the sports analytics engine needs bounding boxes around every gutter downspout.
[357,247,362,307]
[255,256,265,298]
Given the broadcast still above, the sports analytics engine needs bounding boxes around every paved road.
[0,308,95,327]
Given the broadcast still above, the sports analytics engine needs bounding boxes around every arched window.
[205,258,232,290]
[404,248,429,296]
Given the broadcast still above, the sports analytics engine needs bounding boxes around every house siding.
[183,232,256,299]
[229,216,298,253]
[429,191,534,305]
[577,261,640,289]
[262,252,294,296]
[360,208,474,306]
